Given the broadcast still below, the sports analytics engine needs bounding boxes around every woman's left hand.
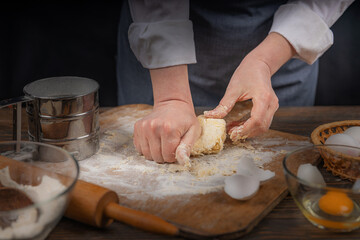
[205,32,296,141]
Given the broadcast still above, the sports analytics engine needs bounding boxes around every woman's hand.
[205,32,296,140]
[133,100,200,163]
[133,65,201,164]
[206,57,278,140]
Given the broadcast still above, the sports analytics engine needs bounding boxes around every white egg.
[353,179,360,191]
[297,163,326,187]
[236,156,257,174]
[325,133,360,156]
[237,156,275,182]
[344,126,360,144]
[224,174,260,200]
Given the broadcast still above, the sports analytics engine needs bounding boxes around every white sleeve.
[128,0,196,69]
[269,0,354,64]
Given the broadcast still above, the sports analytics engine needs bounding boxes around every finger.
[229,96,268,141]
[226,112,251,132]
[227,120,243,133]
[161,137,179,163]
[133,122,143,154]
[133,121,151,160]
[175,142,191,166]
[133,131,142,154]
[259,96,279,134]
[204,87,241,118]
[232,94,278,140]
[244,94,278,138]
[159,123,180,163]
[175,125,201,166]
[147,135,164,163]
[204,104,232,119]
[140,138,152,160]
[142,119,165,163]
[229,124,246,142]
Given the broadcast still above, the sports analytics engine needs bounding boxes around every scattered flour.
[0,167,67,240]
[79,115,311,202]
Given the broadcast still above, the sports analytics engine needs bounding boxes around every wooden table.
[1,106,360,239]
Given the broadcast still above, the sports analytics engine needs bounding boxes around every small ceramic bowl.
[283,144,360,232]
[0,141,79,240]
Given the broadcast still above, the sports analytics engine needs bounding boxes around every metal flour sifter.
[0,76,100,160]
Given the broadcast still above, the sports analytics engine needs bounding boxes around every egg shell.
[237,156,275,182]
[224,174,260,200]
[297,163,326,187]
[344,126,360,144]
[257,170,275,182]
[324,133,360,157]
[236,156,256,175]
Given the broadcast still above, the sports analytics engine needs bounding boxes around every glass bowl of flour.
[0,141,79,240]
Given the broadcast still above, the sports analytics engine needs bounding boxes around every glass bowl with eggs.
[0,141,79,240]
[283,143,360,232]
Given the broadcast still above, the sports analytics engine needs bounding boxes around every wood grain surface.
[94,104,311,238]
[1,105,360,239]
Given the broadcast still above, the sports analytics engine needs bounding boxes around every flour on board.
[79,114,310,201]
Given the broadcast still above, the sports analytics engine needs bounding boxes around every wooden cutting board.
[78,104,312,239]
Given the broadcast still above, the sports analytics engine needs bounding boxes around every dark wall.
[316,0,360,105]
[0,1,121,107]
[0,1,359,107]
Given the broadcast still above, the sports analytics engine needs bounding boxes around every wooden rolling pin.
[65,179,179,236]
[0,155,179,236]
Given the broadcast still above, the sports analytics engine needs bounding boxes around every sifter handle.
[104,202,179,236]
[0,96,31,109]
[0,96,32,151]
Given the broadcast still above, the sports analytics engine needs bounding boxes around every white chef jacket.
[116,0,354,107]
[128,0,354,68]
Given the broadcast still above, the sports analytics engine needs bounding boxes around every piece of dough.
[191,115,227,156]
[175,115,226,167]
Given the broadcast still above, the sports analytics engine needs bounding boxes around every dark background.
[0,1,359,107]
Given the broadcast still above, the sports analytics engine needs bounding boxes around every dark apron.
[117,0,318,107]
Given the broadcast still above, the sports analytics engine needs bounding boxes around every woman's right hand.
[133,99,200,164]
[133,64,201,164]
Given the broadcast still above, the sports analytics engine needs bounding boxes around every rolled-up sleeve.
[270,0,354,65]
[128,0,196,69]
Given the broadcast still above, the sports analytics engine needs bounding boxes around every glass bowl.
[0,141,79,240]
[283,144,360,232]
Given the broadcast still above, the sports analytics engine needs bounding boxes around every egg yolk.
[318,191,354,216]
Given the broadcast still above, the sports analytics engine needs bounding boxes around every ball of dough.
[191,115,227,156]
